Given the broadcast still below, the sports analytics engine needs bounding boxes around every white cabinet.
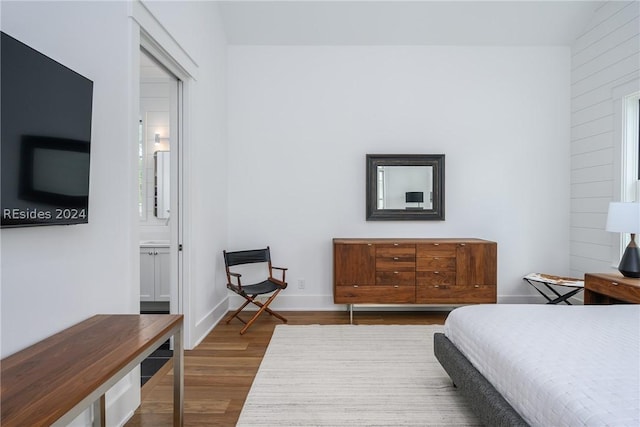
[140,246,170,302]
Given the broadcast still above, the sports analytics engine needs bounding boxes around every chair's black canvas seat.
[234,279,282,295]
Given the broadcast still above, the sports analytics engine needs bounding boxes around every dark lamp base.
[618,244,640,279]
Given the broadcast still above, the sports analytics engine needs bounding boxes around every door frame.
[140,33,188,339]
[131,1,197,348]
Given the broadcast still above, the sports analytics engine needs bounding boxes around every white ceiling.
[217,1,604,46]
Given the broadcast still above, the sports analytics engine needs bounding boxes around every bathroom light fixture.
[154,133,169,144]
[606,202,640,278]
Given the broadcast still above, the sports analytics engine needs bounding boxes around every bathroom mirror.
[366,154,445,220]
[154,151,170,219]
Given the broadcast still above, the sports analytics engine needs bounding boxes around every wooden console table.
[334,238,497,322]
[1,314,184,426]
[584,273,640,304]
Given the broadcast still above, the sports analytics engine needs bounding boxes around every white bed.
[443,304,639,427]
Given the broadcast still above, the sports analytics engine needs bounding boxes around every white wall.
[0,0,230,351]
[0,0,137,359]
[1,1,140,424]
[228,46,571,308]
[141,1,230,345]
[569,1,640,277]
[1,0,229,424]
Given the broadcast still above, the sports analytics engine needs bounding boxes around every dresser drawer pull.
[612,282,619,286]
[394,243,399,246]
[434,243,439,246]
[474,285,480,288]
[460,243,466,246]
[393,257,399,260]
[434,271,440,274]
[434,285,440,288]
[394,285,399,288]
[394,271,399,274]
[353,285,359,288]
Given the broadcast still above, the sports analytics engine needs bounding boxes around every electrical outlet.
[297,279,305,289]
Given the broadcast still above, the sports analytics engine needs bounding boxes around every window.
[615,92,640,257]
[622,92,640,202]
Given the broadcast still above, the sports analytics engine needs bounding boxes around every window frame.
[621,92,639,203]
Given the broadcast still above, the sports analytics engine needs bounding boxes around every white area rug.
[237,324,481,426]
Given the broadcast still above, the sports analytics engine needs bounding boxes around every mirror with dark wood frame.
[366,154,445,221]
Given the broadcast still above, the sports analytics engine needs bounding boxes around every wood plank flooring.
[125,310,448,427]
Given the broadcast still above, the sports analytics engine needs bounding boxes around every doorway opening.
[138,47,182,385]
[138,48,179,316]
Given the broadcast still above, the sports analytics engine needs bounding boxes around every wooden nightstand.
[584,273,640,304]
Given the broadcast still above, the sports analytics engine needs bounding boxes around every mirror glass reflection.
[376,166,433,210]
[154,151,170,219]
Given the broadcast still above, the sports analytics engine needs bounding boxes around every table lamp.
[606,202,640,278]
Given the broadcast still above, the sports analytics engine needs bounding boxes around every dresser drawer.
[335,284,415,304]
[416,243,456,257]
[585,275,640,303]
[416,256,455,271]
[376,271,415,285]
[376,244,416,257]
[416,271,456,286]
[376,258,415,271]
[416,284,496,304]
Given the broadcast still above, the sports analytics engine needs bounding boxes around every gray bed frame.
[433,332,529,427]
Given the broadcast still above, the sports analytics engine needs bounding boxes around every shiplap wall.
[570,1,640,278]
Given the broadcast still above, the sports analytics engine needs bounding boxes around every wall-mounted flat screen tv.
[1,31,94,228]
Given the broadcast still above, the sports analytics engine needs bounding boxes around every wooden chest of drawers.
[334,238,497,305]
[584,273,640,304]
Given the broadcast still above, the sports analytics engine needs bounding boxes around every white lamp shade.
[606,202,640,234]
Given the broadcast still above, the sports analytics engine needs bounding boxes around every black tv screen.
[1,31,93,228]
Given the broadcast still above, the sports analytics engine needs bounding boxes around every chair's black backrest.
[224,247,271,267]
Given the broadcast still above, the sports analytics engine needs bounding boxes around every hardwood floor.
[125,310,449,427]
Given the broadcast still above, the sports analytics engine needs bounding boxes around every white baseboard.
[228,293,582,311]
[191,296,229,349]
[228,294,339,311]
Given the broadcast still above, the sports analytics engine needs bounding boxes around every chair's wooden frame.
[223,247,288,334]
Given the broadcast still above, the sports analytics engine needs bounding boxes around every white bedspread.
[444,304,640,427]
